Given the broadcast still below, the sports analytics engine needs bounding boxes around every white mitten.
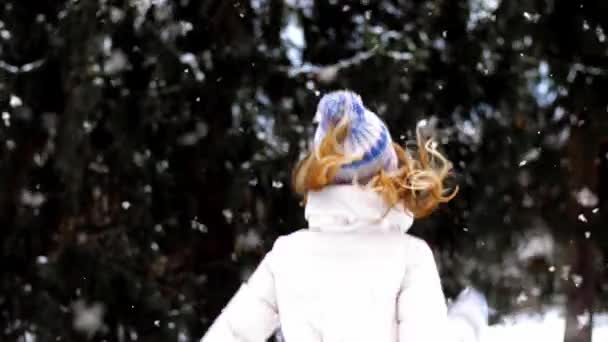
[448,287,489,342]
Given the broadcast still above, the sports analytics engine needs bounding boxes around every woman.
[202,90,488,342]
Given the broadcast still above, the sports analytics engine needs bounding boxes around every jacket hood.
[304,184,414,233]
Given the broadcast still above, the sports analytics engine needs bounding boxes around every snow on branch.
[281,49,376,81]
[279,47,412,83]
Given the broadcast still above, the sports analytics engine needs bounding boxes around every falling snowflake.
[9,94,22,107]
[222,209,234,223]
[522,12,541,23]
[191,219,208,233]
[572,274,583,287]
[72,300,105,338]
[516,292,528,304]
[21,190,46,208]
[577,213,588,223]
[574,187,598,207]
[235,229,263,253]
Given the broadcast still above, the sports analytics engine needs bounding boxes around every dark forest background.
[1,0,607,341]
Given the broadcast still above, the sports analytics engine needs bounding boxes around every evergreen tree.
[0,1,606,341]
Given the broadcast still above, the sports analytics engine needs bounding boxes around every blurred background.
[1,0,607,341]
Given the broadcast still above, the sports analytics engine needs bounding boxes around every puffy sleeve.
[397,238,449,342]
[201,250,279,342]
[397,238,488,342]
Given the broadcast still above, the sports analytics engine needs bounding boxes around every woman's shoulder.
[399,234,437,264]
[400,233,432,249]
[267,229,309,253]
[270,230,433,256]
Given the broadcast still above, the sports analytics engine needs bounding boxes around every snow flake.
[179,53,205,81]
[104,50,129,74]
[191,219,207,233]
[0,29,11,40]
[37,256,49,265]
[516,292,528,304]
[21,190,46,207]
[572,274,583,287]
[222,209,233,223]
[177,122,208,146]
[596,26,606,42]
[156,160,169,173]
[574,187,598,207]
[577,213,587,223]
[519,147,541,167]
[5,139,16,150]
[235,229,263,253]
[517,230,554,261]
[72,300,105,337]
[10,94,22,107]
[110,7,125,23]
[23,331,35,342]
[523,12,540,23]
[83,120,94,133]
[177,331,188,342]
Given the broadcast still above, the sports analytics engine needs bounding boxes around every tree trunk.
[563,239,595,342]
[562,125,598,342]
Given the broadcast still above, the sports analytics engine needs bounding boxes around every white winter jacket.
[202,185,486,342]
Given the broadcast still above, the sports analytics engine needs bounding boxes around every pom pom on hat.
[312,90,398,183]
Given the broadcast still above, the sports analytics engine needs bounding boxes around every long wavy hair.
[292,114,458,218]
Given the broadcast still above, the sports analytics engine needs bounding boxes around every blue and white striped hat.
[313,90,398,183]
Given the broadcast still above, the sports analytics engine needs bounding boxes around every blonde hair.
[292,116,458,218]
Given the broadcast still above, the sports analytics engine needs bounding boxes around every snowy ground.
[484,310,608,342]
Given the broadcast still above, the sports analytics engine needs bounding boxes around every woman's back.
[270,229,447,342]
[202,185,453,342]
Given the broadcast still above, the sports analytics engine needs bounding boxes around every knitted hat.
[313,90,398,183]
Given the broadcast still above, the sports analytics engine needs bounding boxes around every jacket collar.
[304,184,414,233]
